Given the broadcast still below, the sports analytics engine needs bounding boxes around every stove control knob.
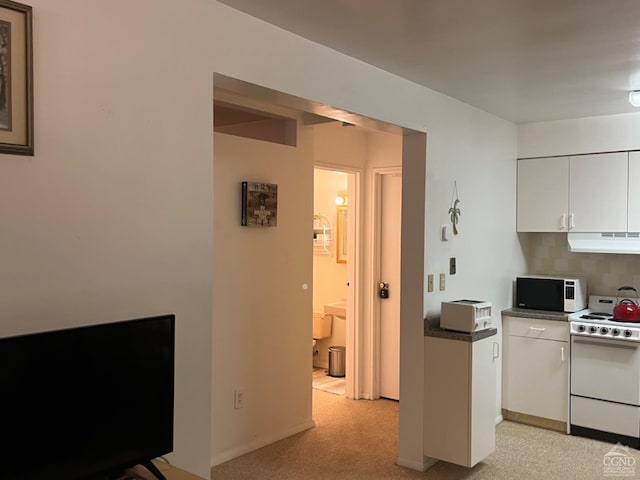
[624,330,633,338]
[612,328,621,336]
[589,326,598,334]
[600,327,609,335]
[577,324,586,333]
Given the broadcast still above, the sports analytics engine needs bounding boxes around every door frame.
[368,166,402,399]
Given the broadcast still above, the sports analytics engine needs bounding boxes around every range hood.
[568,232,640,254]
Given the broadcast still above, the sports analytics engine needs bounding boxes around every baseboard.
[495,414,504,425]
[502,409,566,433]
[210,419,315,467]
[396,455,438,472]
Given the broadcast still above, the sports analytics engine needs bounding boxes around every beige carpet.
[211,389,640,479]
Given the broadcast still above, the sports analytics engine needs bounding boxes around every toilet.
[312,312,332,348]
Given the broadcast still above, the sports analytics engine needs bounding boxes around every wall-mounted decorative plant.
[448,181,461,235]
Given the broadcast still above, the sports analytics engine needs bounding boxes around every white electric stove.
[569,295,640,448]
[569,295,640,341]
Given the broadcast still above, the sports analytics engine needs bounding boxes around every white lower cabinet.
[424,334,497,467]
[503,315,569,425]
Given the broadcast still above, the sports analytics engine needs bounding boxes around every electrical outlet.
[234,389,245,410]
[439,273,446,291]
[427,274,434,292]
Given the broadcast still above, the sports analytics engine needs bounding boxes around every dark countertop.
[424,316,498,342]
[501,308,569,322]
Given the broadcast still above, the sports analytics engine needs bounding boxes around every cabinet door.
[470,336,496,466]
[506,336,568,422]
[517,157,569,232]
[569,152,628,232]
[629,152,640,232]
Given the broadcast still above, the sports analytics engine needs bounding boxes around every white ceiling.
[218,0,640,124]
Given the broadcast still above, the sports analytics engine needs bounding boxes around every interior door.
[379,172,402,400]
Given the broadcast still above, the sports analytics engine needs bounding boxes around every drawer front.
[506,316,569,341]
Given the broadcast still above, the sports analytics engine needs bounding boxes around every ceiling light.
[629,91,640,107]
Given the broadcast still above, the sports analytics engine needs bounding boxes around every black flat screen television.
[0,314,175,480]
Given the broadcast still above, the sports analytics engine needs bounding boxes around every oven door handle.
[572,336,639,350]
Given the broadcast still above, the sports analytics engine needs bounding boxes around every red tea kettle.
[613,286,640,321]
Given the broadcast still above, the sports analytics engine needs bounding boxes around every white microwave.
[516,275,586,313]
[440,300,493,333]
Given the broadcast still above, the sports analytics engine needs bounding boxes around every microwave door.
[517,278,564,311]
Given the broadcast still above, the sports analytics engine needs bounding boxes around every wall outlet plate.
[427,274,434,292]
[234,389,245,409]
[439,273,445,291]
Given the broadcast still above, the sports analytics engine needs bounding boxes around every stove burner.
[610,317,640,324]
[581,314,607,320]
[590,312,613,317]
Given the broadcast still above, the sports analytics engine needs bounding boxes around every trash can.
[328,346,346,377]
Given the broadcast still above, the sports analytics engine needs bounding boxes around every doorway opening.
[312,167,357,399]
[212,73,427,469]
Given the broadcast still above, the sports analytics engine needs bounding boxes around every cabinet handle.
[561,346,565,362]
[569,213,575,230]
[560,214,567,230]
[492,341,500,359]
[529,327,546,332]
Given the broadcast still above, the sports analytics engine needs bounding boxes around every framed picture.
[241,181,278,227]
[0,0,33,156]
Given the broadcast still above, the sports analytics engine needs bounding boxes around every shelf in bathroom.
[313,213,332,254]
[324,301,347,318]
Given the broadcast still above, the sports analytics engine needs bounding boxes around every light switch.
[427,274,434,292]
[439,273,445,291]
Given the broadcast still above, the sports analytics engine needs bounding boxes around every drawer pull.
[529,327,546,332]
[561,346,565,362]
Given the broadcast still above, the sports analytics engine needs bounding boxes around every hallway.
[211,389,627,480]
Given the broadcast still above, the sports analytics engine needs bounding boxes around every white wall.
[1,1,215,477]
[418,106,523,427]
[213,110,314,464]
[518,112,640,158]
[1,1,521,476]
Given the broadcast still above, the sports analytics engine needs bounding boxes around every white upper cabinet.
[517,157,569,232]
[517,152,630,233]
[629,152,640,233]
[569,152,628,232]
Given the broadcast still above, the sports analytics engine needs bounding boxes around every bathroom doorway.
[312,167,359,399]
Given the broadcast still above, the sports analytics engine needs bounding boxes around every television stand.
[121,460,205,480]
[140,460,167,480]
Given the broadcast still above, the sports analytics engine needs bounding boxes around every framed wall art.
[0,0,33,156]
[241,181,278,227]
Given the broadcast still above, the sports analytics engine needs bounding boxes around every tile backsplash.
[526,233,640,297]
